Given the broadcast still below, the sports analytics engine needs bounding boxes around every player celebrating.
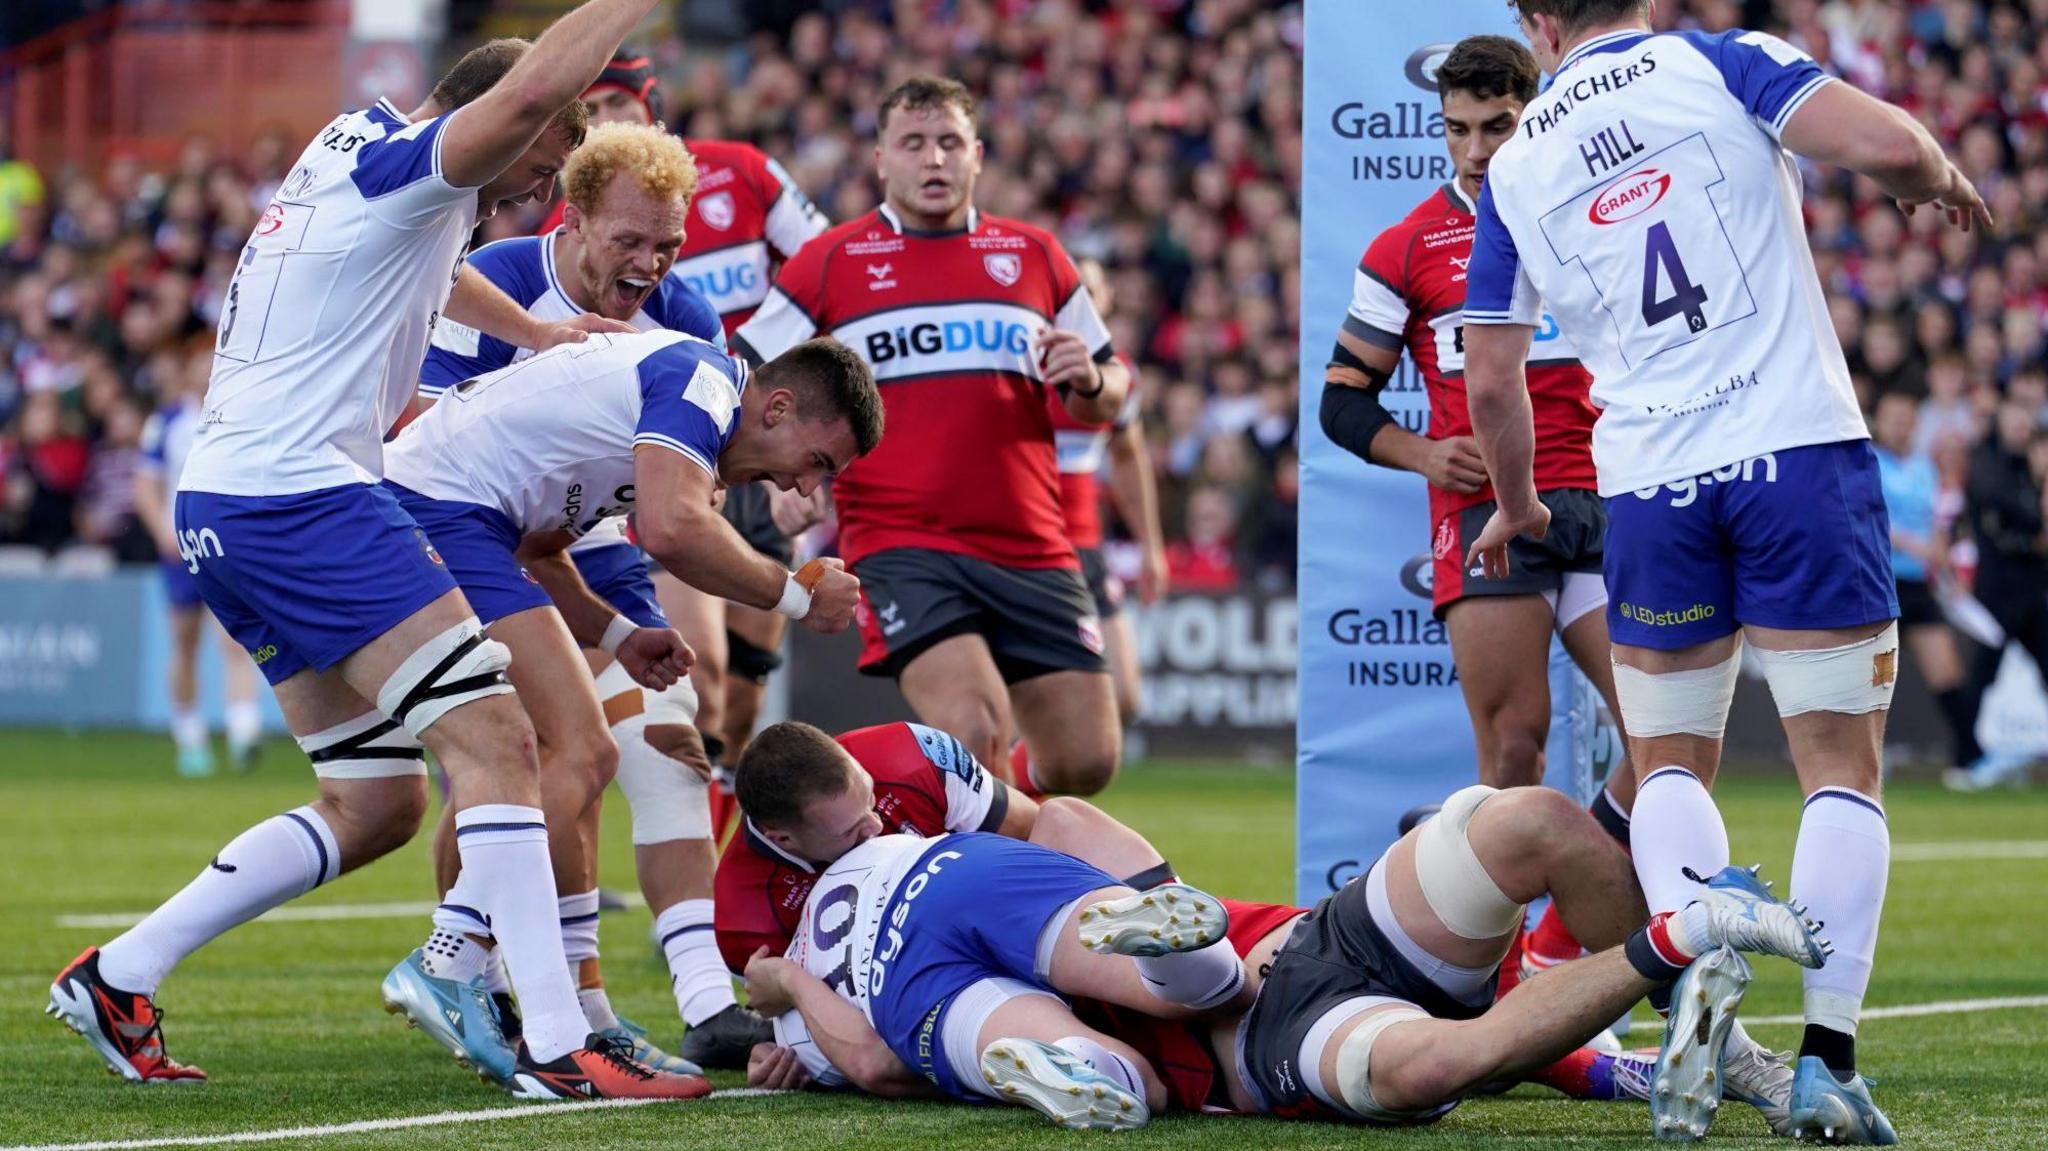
[403,122,736,1073]
[47,5,715,1100]
[736,76,1132,795]
[379,329,878,1081]
[134,340,263,777]
[551,51,831,783]
[1461,1,1988,1141]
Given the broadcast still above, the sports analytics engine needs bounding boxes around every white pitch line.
[1891,840,2048,862]
[0,1090,779,1151]
[57,895,647,930]
[1724,994,2048,1027]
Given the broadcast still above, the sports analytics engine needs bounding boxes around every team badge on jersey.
[413,528,444,566]
[698,192,736,231]
[983,254,1021,287]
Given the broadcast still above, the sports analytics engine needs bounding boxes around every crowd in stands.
[2,0,2045,610]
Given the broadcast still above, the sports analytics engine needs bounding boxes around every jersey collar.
[1442,180,1477,214]
[1555,29,1650,75]
[878,202,980,237]
[741,817,817,874]
[369,98,410,128]
[542,226,576,310]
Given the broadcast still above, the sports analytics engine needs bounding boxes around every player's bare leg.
[214,615,264,771]
[1446,594,1557,787]
[721,602,786,757]
[1028,797,1175,888]
[1100,611,1144,726]
[975,993,1165,1128]
[898,633,1015,773]
[1010,670,1120,796]
[164,606,215,777]
[655,570,729,750]
[1614,634,1737,918]
[1560,607,1637,814]
[1746,622,1897,1142]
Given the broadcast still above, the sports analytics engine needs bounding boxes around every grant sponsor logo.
[1588,166,1670,225]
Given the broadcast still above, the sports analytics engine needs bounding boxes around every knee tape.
[1413,785,1523,941]
[1610,648,1740,738]
[1753,622,1900,718]
[609,677,712,845]
[375,618,514,737]
[298,710,426,780]
[1329,1001,1433,1122]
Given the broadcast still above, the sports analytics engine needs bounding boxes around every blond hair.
[562,122,698,215]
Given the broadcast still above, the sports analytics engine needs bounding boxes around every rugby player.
[134,340,262,778]
[377,328,879,1083]
[1461,1,1988,1140]
[735,76,1133,796]
[551,51,831,791]
[397,122,733,1075]
[48,4,715,1100]
[738,793,1827,1133]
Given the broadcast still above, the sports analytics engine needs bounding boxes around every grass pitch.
[1,728,2044,1149]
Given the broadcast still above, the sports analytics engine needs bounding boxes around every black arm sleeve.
[1319,345,1396,464]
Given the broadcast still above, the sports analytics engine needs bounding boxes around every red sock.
[1495,929,1529,998]
[707,776,739,845]
[1007,740,1047,801]
[1525,902,1583,971]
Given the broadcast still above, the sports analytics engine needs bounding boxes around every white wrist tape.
[773,572,812,619]
[598,613,638,655]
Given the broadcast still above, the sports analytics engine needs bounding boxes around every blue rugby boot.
[1788,1055,1898,1144]
[380,948,517,1084]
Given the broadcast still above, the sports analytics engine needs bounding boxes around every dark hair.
[1507,0,1651,36]
[879,74,977,131]
[1436,35,1541,104]
[428,38,589,146]
[758,338,885,457]
[733,721,859,828]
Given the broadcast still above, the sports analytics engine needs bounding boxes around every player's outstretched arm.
[1782,84,1990,229]
[1461,323,1547,578]
[742,948,935,1099]
[436,0,663,190]
[521,539,691,689]
[1320,330,1487,493]
[443,266,633,352]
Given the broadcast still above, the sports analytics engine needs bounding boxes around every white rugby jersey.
[179,100,479,496]
[383,329,747,538]
[138,399,201,535]
[418,231,726,401]
[1465,29,1867,495]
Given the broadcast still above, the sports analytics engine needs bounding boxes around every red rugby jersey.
[712,721,1011,973]
[735,205,1116,570]
[1344,181,1598,529]
[537,138,827,336]
[1045,354,1139,550]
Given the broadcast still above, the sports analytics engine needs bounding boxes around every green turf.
[1,728,2044,1149]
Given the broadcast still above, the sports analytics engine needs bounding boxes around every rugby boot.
[980,1038,1149,1131]
[1077,883,1229,956]
[1691,864,1832,969]
[599,1015,702,1077]
[1788,1056,1898,1145]
[47,948,207,1083]
[677,1002,773,1070]
[1651,944,1751,1142]
[508,1032,713,1101]
[1720,1031,1796,1135]
[380,948,517,1084]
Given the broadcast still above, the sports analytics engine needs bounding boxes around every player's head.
[1507,1,1653,72]
[1078,257,1114,320]
[725,338,884,496]
[582,50,663,128]
[560,123,697,319]
[1869,389,1918,454]
[735,721,884,864]
[874,75,984,229]
[1435,36,1540,192]
[428,39,590,218]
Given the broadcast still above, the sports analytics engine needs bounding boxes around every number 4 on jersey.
[1641,222,1709,334]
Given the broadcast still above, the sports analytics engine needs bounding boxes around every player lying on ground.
[740,788,1829,1132]
[49,0,722,1101]
[712,719,1184,974]
[373,329,879,1089]
[403,122,758,1072]
[1461,0,1988,1140]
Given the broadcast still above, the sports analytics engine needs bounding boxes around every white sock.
[657,899,736,1026]
[420,928,488,983]
[482,945,510,995]
[1053,1034,1143,1095]
[434,873,493,937]
[170,706,207,754]
[98,805,337,994]
[454,804,583,1062]
[225,700,263,752]
[559,889,601,966]
[579,986,622,1033]
[1631,767,1730,914]
[1792,787,1889,1035]
[1134,942,1244,1011]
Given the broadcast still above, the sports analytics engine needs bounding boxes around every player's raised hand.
[1464,501,1550,581]
[1422,436,1489,494]
[1899,163,1992,232]
[617,625,694,690]
[795,557,862,634]
[747,1043,813,1091]
[532,312,638,351]
[1038,329,1102,395]
[742,946,796,1017]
